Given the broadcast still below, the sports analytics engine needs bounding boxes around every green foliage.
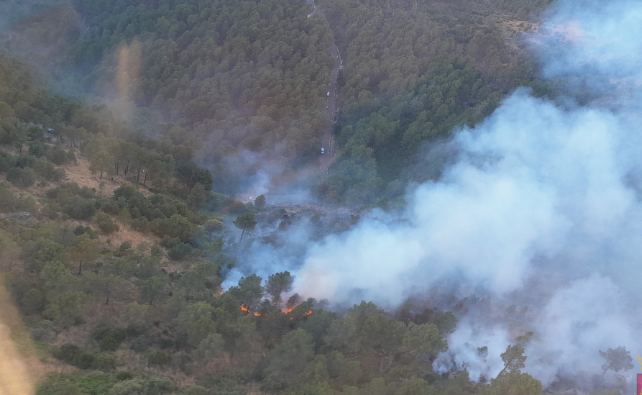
[94,327,127,351]
[70,0,334,165]
[0,183,36,213]
[46,146,72,165]
[147,350,172,366]
[265,271,294,304]
[498,344,527,376]
[185,386,207,395]
[486,371,542,395]
[21,288,46,315]
[254,194,266,210]
[167,242,193,260]
[96,212,120,234]
[108,377,173,395]
[150,214,197,241]
[37,372,118,395]
[30,320,57,341]
[34,157,66,181]
[228,274,264,311]
[43,291,90,330]
[263,329,316,389]
[0,151,14,172]
[6,166,35,187]
[412,308,458,335]
[325,301,410,354]
[175,301,216,345]
[89,151,114,179]
[119,241,132,252]
[138,276,168,305]
[299,310,337,351]
[402,324,447,356]
[233,213,257,240]
[53,343,116,370]
[204,218,224,232]
[192,333,225,362]
[315,0,553,203]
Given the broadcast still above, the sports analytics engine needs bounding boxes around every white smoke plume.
[227,0,642,389]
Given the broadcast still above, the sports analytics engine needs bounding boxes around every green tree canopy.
[233,213,257,240]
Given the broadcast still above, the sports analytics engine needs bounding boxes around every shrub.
[160,236,181,249]
[167,243,193,261]
[130,335,152,353]
[46,146,70,165]
[29,320,56,341]
[52,168,66,181]
[186,386,207,395]
[100,199,121,215]
[147,350,172,366]
[6,167,35,187]
[62,197,96,220]
[108,377,173,395]
[0,151,14,172]
[94,327,127,352]
[53,343,81,362]
[21,288,45,315]
[150,215,197,241]
[54,344,116,370]
[96,212,119,234]
[36,378,84,395]
[67,149,77,164]
[72,225,99,239]
[0,184,36,213]
[33,157,66,181]
[119,241,132,252]
[29,144,49,157]
[74,352,97,369]
[116,372,133,381]
[14,155,35,168]
[131,217,149,233]
[203,218,224,232]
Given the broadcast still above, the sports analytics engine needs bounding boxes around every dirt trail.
[319,19,342,174]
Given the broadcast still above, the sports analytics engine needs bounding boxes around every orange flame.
[240,305,267,317]
[241,305,312,318]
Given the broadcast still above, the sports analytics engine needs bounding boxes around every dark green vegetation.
[1,0,552,199]
[315,0,554,205]
[0,0,569,393]
[68,0,334,193]
[0,51,545,394]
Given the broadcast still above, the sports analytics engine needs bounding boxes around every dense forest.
[0,0,554,199]
[313,0,555,205]
[0,31,546,395]
[1,0,618,394]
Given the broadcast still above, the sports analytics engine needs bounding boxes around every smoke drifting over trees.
[2,0,642,393]
[229,0,642,390]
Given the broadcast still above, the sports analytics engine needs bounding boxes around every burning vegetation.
[240,304,313,318]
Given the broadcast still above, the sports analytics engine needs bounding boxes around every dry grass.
[53,302,127,347]
[0,146,154,206]
[96,220,161,250]
[246,383,267,395]
[62,156,154,198]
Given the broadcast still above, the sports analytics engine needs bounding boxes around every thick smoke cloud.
[228,0,642,388]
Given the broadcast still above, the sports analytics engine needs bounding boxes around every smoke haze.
[230,0,642,389]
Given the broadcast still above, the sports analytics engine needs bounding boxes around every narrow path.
[320,43,341,173]
[307,0,341,174]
